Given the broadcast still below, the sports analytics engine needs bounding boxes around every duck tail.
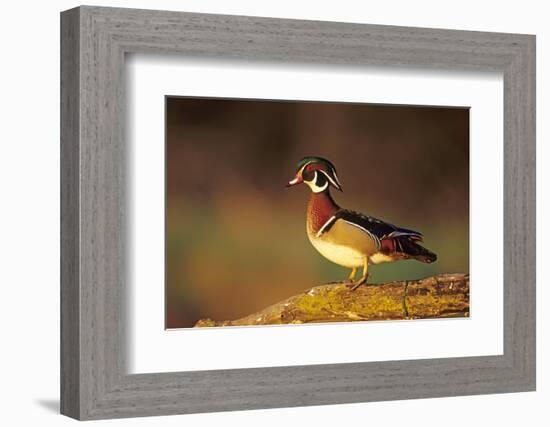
[402,239,437,263]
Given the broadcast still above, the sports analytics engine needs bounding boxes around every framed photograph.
[164,97,469,330]
[61,6,535,420]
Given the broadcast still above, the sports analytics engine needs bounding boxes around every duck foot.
[349,277,368,291]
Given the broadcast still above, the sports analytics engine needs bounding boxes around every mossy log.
[194,273,469,327]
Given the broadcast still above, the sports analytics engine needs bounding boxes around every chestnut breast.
[306,192,339,236]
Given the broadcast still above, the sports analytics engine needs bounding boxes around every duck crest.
[306,191,339,235]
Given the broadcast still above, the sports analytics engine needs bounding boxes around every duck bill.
[286,176,303,187]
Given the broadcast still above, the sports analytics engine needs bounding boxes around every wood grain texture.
[60,6,536,420]
[194,274,469,327]
[60,7,80,419]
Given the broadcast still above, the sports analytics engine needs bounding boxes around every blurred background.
[166,97,469,328]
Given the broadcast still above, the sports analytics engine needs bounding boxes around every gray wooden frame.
[60,5,536,420]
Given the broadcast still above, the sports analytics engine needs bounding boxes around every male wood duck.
[287,156,437,289]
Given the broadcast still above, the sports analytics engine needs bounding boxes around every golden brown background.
[166,97,469,328]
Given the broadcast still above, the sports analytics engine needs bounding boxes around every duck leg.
[351,258,369,291]
[347,267,357,282]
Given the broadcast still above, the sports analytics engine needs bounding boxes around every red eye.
[306,164,314,171]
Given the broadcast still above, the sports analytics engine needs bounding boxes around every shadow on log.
[194,273,469,327]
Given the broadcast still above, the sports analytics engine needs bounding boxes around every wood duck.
[287,156,437,289]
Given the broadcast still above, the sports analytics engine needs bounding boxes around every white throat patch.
[305,171,329,193]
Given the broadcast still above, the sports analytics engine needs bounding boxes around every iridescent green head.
[287,156,343,193]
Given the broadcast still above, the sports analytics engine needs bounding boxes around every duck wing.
[317,209,435,263]
[323,209,423,242]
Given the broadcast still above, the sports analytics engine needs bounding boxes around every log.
[194,273,469,327]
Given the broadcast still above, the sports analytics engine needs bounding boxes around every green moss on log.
[194,273,469,327]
